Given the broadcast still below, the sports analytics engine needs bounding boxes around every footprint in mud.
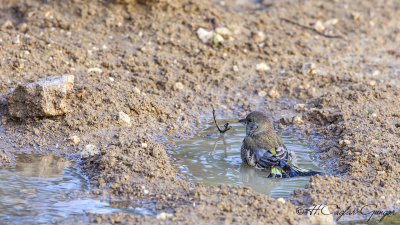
[171,119,323,198]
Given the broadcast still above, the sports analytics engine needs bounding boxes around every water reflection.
[172,119,323,198]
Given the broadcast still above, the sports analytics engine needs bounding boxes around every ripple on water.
[172,120,323,198]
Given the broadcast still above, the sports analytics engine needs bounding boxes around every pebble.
[215,27,232,40]
[109,77,115,82]
[351,12,360,20]
[293,115,303,124]
[371,70,380,77]
[255,62,270,72]
[80,144,100,159]
[324,18,339,26]
[339,139,351,146]
[143,189,149,195]
[371,113,377,118]
[268,89,279,98]
[1,20,13,30]
[156,212,173,220]
[258,90,267,97]
[277,198,285,204]
[301,62,316,75]
[87,67,103,74]
[313,21,325,33]
[232,65,239,72]
[68,135,80,144]
[117,111,131,126]
[12,35,20,44]
[196,27,224,44]
[141,142,148,149]
[174,82,184,90]
[252,31,265,43]
[368,80,376,86]
[133,87,141,94]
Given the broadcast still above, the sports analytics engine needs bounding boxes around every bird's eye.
[247,118,252,122]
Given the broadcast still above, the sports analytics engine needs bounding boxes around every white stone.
[141,142,148,149]
[133,87,141,94]
[117,111,131,126]
[314,21,325,33]
[258,90,267,97]
[268,89,279,98]
[80,144,100,159]
[156,212,173,220]
[68,135,80,144]
[233,65,239,72]
[256,62,270,72]
[277,198,285,204]
[87,67,103,74]
[293,115,303,124]
[174,82,184,90]
[252,31,265,43]
[196,28,224,44]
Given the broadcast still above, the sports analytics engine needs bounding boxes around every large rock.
[7,75,74,118]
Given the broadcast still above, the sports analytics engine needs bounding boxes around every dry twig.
[212,106,232,133]
[280,18,343,39]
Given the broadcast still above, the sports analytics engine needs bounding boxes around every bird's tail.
[283,162,323,177]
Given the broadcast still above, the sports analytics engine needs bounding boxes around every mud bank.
[1,0,400,224]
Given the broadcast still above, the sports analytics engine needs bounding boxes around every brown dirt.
[1,0,400,224]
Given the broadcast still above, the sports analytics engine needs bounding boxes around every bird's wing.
[255,145,290,168]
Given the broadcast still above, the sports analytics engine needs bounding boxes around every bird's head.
[239,111,272,135]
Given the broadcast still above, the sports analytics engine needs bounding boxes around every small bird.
[239,111,323,178]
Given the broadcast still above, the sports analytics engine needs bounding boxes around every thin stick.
[212,106,232,133]
[280,18,343,39]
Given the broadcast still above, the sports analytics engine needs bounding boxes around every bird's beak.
[238,118,246,125]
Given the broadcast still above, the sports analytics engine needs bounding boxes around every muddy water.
[0,154,152,224]
[172,119,323,198]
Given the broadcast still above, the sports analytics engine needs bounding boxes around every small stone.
[324,18,339,26]
[117,111,131,126]
[313,21,325,33]
[80,144,100,159]
[8,75,74,118]
[351,12,360,20]
[339,139,351,146]
[174,82,184,90]
[156,212,173,220]
[215,27,232,40]
[256,62,270,72]
[258,90,267,97]
[19,23,28,32]
[1,20,13,30]
[368,80,376,86]
[133,87,141,94]
[371,70,380,77]
[293,115,303,124]
[277,198,285,204]
[196,27,224,44]
[68,135,80,144]
[143,189,149,195]
[109,77,115,82]
[141,142,148,149]
[301,62,316,75]
[87,68,102,74]
[12,35,20,44]
[268,89,279,98]
[371,113,377,118]
[252,31,265,43]
[232,65,239,72]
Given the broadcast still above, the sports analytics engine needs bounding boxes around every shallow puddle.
[172,119,323,198]
[0,154,153,224]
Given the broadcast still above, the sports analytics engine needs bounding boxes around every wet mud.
[1,0,400,224]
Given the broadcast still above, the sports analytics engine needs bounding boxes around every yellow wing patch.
[269,148,277,156]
